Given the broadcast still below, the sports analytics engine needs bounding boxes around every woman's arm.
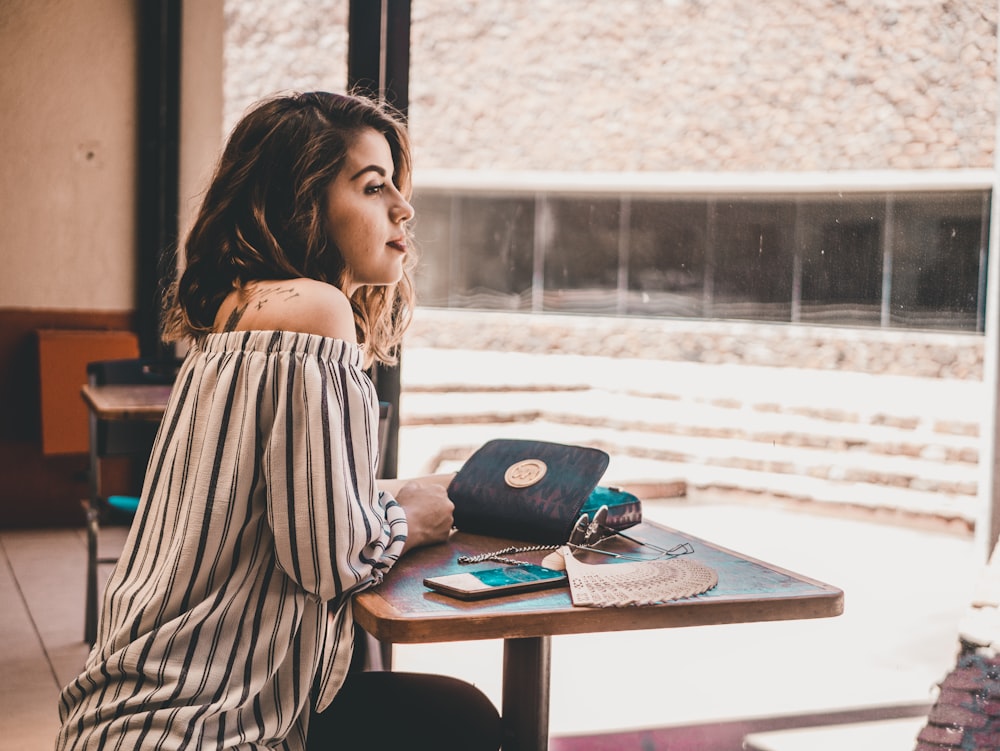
[377,473,455,496]
[380,475,456,553]
[263,353,410,602]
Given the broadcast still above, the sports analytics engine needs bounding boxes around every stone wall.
[223,0,348,132]
[406,308,985,381]
[224,0,997,172]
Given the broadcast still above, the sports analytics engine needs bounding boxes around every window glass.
[891,192,989,330]
[413,186,990,332]
[709,199,796,322]
[414,195,537,310]
[797,196,885,325]
[627,199,707,317]
[457,195,535,310]
[407,3,994,334]
[409,193,454,307]
[542,197,621,313]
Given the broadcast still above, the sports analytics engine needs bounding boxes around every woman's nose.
[393,196,414,224]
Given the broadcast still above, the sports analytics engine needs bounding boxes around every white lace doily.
[558,546,718,607]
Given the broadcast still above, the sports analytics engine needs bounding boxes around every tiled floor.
[1,525,104,751]
[1,494,980,750]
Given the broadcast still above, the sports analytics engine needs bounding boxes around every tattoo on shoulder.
[223,303,248,332]
[249,285,302,311]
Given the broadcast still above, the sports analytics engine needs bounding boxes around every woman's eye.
[365,183,386,195]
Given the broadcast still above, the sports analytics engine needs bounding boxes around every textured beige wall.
[0,0,224,313]
[0,0,138,311]
[407,0,997,172]
[222,0,348,134]
[223,0,997,173]
[179,0,225,250]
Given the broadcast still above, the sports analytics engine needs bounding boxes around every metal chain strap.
[456,544,559,566]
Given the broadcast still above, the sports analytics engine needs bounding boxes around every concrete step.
[742,716,926,751]
[397,347,984,527]
[396,420,978,526]
[400,348,984,428]
[398,391,979,494]
[400,389,980,463]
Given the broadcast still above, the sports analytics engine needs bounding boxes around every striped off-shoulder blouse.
[56,330,408,751]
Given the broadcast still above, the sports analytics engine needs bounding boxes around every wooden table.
[80,383,172,643]
[79,385,844,749]
[80,383,173,422]
[353,522,843,751]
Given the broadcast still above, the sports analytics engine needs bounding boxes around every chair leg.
[84,501,99,646]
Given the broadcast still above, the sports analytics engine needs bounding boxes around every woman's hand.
[389,476,456,553]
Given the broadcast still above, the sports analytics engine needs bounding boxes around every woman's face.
[325,128,414,295]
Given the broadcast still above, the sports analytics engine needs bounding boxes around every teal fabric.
[106,495,140,515]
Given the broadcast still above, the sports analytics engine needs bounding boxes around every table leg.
[501,636,551,751]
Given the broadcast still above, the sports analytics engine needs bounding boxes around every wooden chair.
[83,357,179,644]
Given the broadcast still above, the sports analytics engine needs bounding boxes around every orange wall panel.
[37,329,139,455]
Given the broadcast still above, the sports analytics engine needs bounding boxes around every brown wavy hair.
[161,91,415,366]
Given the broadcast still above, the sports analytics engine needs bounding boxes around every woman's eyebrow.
[350,165,388,181]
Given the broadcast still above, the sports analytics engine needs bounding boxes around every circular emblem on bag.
[504,459,547,488]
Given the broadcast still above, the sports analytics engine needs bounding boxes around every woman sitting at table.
[55,91,501,751]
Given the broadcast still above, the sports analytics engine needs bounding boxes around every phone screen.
[424,564,567,600]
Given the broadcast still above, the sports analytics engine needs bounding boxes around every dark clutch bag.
[448,439,642,544]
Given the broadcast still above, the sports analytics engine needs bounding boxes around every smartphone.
[424,564,568,601]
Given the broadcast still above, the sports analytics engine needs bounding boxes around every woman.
[56,92,500,751]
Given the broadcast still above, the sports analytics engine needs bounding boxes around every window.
[413,187,990,332]
[627,199,706,317]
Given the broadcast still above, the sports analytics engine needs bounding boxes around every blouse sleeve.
[261,346,407,603]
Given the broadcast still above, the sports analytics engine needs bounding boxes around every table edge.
[354,572,844,644]
[81,383,172,421]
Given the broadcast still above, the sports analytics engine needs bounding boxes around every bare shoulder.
[216,279,357,342]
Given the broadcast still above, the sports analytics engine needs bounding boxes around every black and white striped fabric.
[57,330,408,751]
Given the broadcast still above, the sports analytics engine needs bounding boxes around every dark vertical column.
[136,0,182,360]
[348,0,412,479]
[383,0,411,118]
[347,1,382,100]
